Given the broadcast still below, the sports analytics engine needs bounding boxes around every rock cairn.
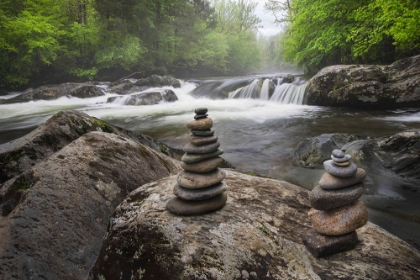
[303,149,368,258]
[166,108,228,215]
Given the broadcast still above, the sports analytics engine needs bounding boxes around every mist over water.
[1,77,420,247]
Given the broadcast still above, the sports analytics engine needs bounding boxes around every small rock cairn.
[166,108,227,215]
[303,149,368,257]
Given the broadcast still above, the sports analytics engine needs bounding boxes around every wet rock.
[107,89,178,105]
[310,183,365,210]
[0,131,180,280]
[177,168,226,189]
[69,85,105,98]
[135,74,181,88]
[319,168,367,190]
[183,141,220,154]
[89,170,420,280]
[307,55,420,108]
[309,201,369,235]
[180,157,224,173]
[188,134,218,146]
[191,129,215,137]
[186,117,213,130]
[181,149,224,163]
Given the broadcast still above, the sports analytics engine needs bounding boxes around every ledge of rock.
[0,131,181,280]
[109,75,181,95]
[107,89,178,105]
[89,170,420,280]
[307,55,420,108]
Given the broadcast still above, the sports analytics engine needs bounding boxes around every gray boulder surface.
[109,75,181,95]
[89,170,420,280]
[0,131,181,280]
[307,55,420,108]
[107,89,178,105]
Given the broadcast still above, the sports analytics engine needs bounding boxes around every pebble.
[323,160,357,178]
[309,183,366,210]
[173,182,227,200]
[183,141,220,154]
[308,201,368,236]
[191,129,215,137]
[188,134,218,146]
[334,161,350,167]
[166,192,227,216]
[302,228,358,258]
[194,114,208,120]
[181,149,223,163]
[177,168,226,189]
[319,168,366,190]
[187,118,213,130]
[181,157,224,173]
[194,108,208,115]
[331,154,351,163]
[332,149,345,158]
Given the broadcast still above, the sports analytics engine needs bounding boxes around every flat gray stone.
[191,129,215,137]
[183,141,220,154]
[331,154,351,163]
[319,168,366,190]
[188,134,218,146]
[173,182,227,200]
[166,192,227,216]
[309,201,368,236]
[303,229,359,258]
[309,183,365,210]
[187,118,213,130]
[332,149,345,158]
[194,114,208,120]
[177,168,226,189]
[181,149,223,163]
[180,157,224,173]
[323,160,357,178]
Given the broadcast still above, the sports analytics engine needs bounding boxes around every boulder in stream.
[107,89,178,105]
[89,170,420,279]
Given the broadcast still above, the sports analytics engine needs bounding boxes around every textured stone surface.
[177,168,226,189]
[173,182,227,200]
[89,170,420,280]
[180,157,224,173]
[309,201,368,235]
[0,131,180,280]
[319,168,366,190]
[309,183,365,210]
[323,160,357,178]
[107,89,178,105]
[181,149,223,163]
[191,129,215,137]
[188,134,218,146]
[166,192,227,216]
[303,229,359,258]
[183,141,220,154]
[186,117,213,130]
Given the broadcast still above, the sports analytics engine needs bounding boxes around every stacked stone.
[303,149,368,258]
[166,108,228,215]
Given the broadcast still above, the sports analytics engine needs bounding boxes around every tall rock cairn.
[303,149,368,258]
[166,108,228,215]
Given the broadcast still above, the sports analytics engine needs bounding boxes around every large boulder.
[89,170,420,280]
[109,75,181,95]
[189,78,255,99]
[5,83,104,103]
[0,131,181,279]
[107,89,178,105]
[307,55,420,108]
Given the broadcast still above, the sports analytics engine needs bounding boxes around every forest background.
[0,0,419,90]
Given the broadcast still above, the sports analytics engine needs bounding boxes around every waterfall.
[229,79,260,99]
[260,79,271,100]
[270,82,308,105]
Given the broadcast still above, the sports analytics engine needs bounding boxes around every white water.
[270,82,308,104]
[260,79,271,100]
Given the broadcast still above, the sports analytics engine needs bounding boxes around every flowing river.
[1,76,420,248]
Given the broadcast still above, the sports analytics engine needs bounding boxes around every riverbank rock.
[307,55,420,108]
[107,89,178,105]
[0,131,181,280]
[89,170,420,280]
[4,83,104,103]
[109,75,180,95]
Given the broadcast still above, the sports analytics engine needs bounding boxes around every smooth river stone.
[308,200,368,236]
[181,157,223,173]
[191,129,215,137]
[319,168,366,190]
[323,160,357,178]
[309,183,365,210]
[334,161,350,167]
[331,154,351,163]
[173,182,227,200]
[166,192,227,216]
[177,168,226,189]
[181,149,223,163]
[194,114,208,120]
[187,117,213,130]
[302,228,359,258]
[194,108,208,115]
[332,149,345,158]
[188,134,218,146]
[183,141,220,154]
